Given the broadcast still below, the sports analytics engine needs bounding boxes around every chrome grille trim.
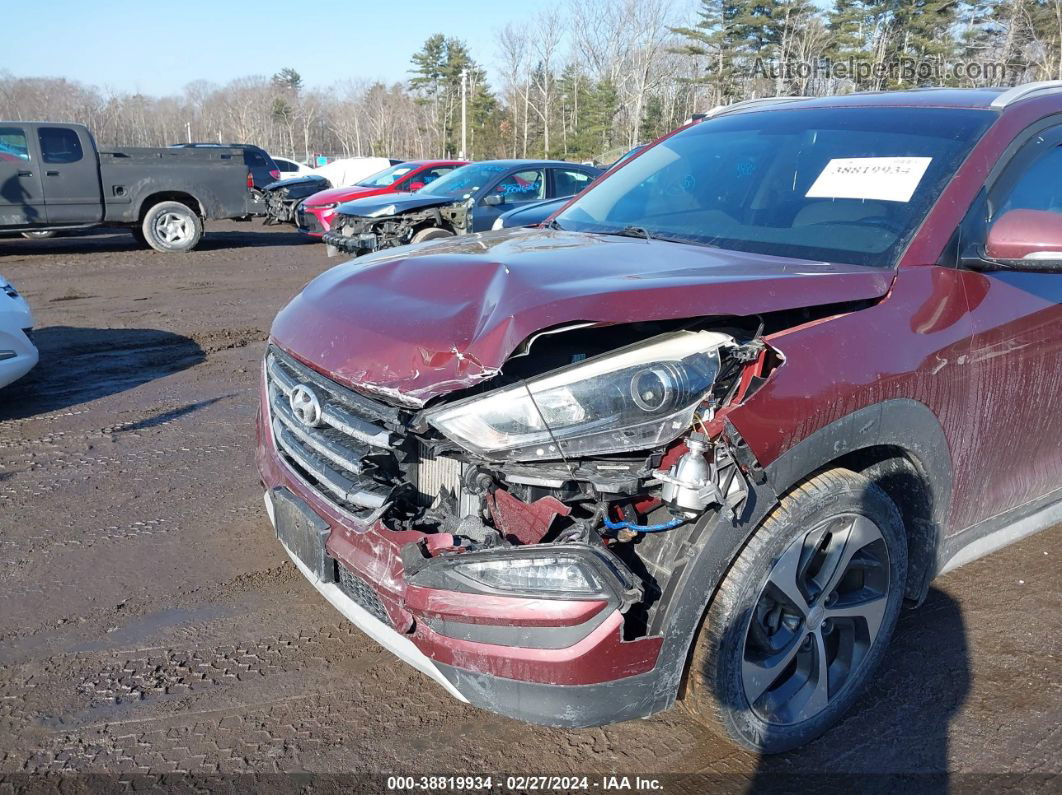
[273,423,390,510]
[266,344,478,521]
[266,354,394,448]
[266,345,406,518]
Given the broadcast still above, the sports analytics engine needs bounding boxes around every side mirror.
[482,193,504,207]
[408,181,425,192]
[965,209,1062,271]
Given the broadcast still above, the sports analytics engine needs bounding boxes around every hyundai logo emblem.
[289,383,323,427]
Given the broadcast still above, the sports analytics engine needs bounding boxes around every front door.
[37,125,102,225]
[473,168,546,231]
[954,124,1062,523]
[0,126,45,227]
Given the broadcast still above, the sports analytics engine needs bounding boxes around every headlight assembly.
[424,330,732,461]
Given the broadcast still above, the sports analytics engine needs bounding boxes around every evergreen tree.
[671,0,744,104]
[409,35,498,157]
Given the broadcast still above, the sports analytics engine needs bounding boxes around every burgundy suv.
[257,83,1062,752]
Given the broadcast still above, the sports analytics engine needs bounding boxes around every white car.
[0,274,38,388]
[271,156,315,179]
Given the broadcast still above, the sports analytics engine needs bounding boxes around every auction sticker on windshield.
[806,156,932,202]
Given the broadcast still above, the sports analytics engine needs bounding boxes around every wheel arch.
[648,399,952,716]
[137,192,205,222]
[760,398,952,605]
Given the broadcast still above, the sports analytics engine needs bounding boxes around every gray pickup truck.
[0,122,257,252]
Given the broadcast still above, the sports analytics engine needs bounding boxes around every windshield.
[357,163,416,188]
[421,162,508,198]
[556,107,994,267]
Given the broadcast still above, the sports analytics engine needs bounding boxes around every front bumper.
[256,396,668,726]
[295,205,329,238]
[321,227,372,256]
[0,324,37,389]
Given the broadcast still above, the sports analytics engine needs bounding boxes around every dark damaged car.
[261,159,405,226]
[320,159,601,256]
[258,84,1062,752]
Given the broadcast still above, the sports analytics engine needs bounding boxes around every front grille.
[297,207,323,234]
[265,345,469,521]
[337,565,392,627]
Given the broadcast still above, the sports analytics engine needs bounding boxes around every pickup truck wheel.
[21,230,56,240]
[684,467,907,753]
[410,227,454,244]
[142,201,203,253]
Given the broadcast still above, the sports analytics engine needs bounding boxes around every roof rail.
[705,96,813,117]
[990,81,1062,109]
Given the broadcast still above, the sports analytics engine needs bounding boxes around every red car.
[259,84,1062,752]
[296,160,467,237]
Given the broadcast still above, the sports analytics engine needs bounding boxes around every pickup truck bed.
[0,122,257,252]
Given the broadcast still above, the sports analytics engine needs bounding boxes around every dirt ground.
[0,222,1058,789]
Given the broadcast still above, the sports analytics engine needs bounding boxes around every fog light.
[455,556,601,595]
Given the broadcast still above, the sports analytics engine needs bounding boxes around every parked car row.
[320,159,601,255]
[258,83,1062,755]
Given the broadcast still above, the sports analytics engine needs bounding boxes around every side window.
[419,166,455,185]
[245,150,269,167]
[277,159,297,172]
[553,168,594,198]
[0,127,30,161]
[994,145,1062,217]
[38,127,83,164]
[981,139,1062,261]
[492,169,545,202]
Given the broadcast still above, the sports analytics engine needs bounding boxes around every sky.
[3,0,560,95]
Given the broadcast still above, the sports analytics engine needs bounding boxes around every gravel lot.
[0,223,1059,788]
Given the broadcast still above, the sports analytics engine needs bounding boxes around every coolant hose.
[602,516,685,534]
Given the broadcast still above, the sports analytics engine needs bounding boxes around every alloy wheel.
[154,211,194,245]
[741,513,891,725]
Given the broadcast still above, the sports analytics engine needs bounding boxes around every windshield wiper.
[545,218,564,230]
[616,225,654,240]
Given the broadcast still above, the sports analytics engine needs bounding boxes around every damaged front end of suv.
[255,234,820,727]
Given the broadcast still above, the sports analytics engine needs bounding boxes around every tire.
[21,230,56,240]
[141,201,203,253]
[684,467,908,753]
[410,226,454,244]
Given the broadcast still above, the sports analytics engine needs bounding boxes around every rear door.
[549,166,596,200]
[0,125,45,227]
[37,125,103,224]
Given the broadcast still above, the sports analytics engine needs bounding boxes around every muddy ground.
[0,222,1058,789]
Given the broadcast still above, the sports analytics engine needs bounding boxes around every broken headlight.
[424,330,731,461]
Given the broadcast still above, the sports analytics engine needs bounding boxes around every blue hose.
[603,516,685,534]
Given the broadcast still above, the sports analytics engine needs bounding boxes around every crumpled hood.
[263,174,331,193]
[271,228,895,406]
[305,185,388,207]
[334,191,456,218]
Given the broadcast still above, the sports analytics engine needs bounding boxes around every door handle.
[45,170,60,176]
[17,170,32,177]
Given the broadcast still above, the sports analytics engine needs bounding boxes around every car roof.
[475,159,599,168]
[737,85,1062,113]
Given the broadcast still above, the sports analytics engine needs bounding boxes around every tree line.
[1,0,1059,164]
